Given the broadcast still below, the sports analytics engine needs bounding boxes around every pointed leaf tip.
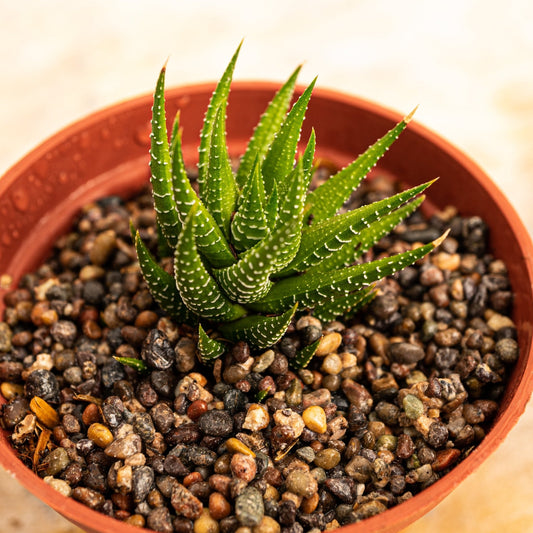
[404,105,419,123]
[432,228,450,248]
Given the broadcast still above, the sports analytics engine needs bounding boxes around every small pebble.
[45,447,70,476]
[388,342,425,364]
[194,508,220,533]
[104,433,142,459]
[252,350,275,373]
[43,476,72,497]
[231,453,257,483]
[226,438,256,457]
[235,487,264,527]
[87,423,114,448]
[321,353,343,375]
[209,492,231,521]
[242,404,269,432]
[171,483,204,520]
[198,410,234,437]
[252,516,280,533]
[315,332,342,356]
[285,469,318,498]
[314,448,341,470]
[302,406,327,434]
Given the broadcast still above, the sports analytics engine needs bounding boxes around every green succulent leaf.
[219,303,298,349]
[215,159,307,303]
[290,338,321,370]
[355,195,426,258]
[278,180,433,276]
[231,157,269,252]
[312,285,376,323]
[261,79,317,196]
[302,128,316,190]
[236,65,302,188]
[203,104,238,239]
[250,235,444,314]
[309,195,425,275]
[150,65,181,247]
[275,157,307,231]
[132,228,192,322]
[113,356,148,373]
[305,109,416,223]
[169,110,181,153]
[170,112,235,268]
[156,218,173,258]
[264,181,279,229]
[136,50,439,352]
[174,208,246,321]
[198,324,226,363]
[198,42,242,200]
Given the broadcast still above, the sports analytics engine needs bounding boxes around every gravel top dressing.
[0,170,519,533]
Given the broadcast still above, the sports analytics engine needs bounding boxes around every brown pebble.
[342,379,373,413]
[135,310,159,328]
[184,472,204,488]
[187,400,208,421]
[301,492,319,514]
[209,475,232,498]
[230,453,257,483]
[89,229,117,266]
[82,403,101,426]
[72,486,105,510]
[126,514,146,528]
[432,448,461,471]
[171,483,203,520]
[315,332,342,356]
[104,433,142,459]
[209,492,231,520]
[88,423,114,448]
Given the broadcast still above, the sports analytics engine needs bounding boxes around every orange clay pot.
[0,82,532,533]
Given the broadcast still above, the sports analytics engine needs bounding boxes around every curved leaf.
[278,181,432,276]
[150,65,181,247]
[198,324,226,363]
[302,128,316,190]
[174,208,246,321]
[290,338,321,370]
[231,157,269,252]
[133,228,192,322]
[308,195,425,275]
[354,197,426,258]
[203,104,238,239]
[170,113,235,268]
[312,286,376,322]
[250,236,443,314]
[219,304,298,349]
[113,356,148,373]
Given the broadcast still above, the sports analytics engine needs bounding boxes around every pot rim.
[1,80,532,533]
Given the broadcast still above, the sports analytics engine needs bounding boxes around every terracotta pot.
[0,82,532,533]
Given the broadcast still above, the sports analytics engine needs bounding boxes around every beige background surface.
[1,1,532,532]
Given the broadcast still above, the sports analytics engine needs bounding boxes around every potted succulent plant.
[0,45,532,533]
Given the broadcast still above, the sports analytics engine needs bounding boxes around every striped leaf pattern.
[131,46,441,364]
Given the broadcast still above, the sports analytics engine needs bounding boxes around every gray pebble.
[388,342,425,364]
[235,486,264,526]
